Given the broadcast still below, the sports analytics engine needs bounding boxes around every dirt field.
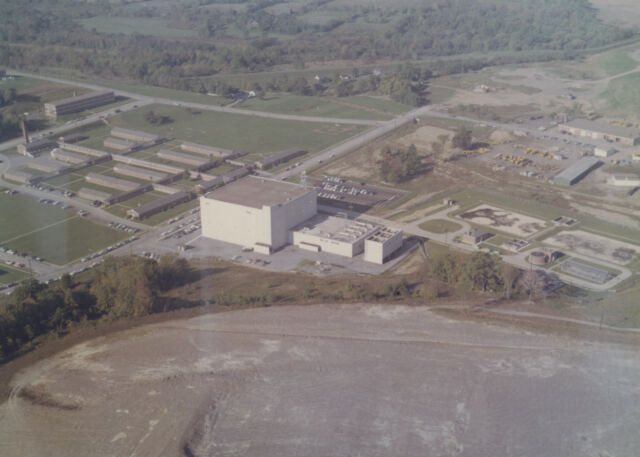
[544,230,639,265]
[1,304,639,457]
[459,204,549,237]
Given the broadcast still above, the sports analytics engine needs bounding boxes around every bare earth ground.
[1,304,639,457]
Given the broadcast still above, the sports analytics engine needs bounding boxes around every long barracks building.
[44,91,115,119]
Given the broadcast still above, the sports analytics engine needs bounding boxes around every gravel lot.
[1,304,639,457]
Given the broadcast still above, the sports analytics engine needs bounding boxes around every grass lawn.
[0,193,127,264]
[595,47,639,77]
[5,217,128,265]
[0,265,31,285]
[418,219,462,234]
[341,96,413,114]
[78,16,198,37]
[0,193,74,243]
[238,95,392,120]
[109,104,368,162]
[602,71,640,118]
[99,81,234,106]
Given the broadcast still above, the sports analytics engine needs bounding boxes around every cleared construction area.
[1,305,638,457]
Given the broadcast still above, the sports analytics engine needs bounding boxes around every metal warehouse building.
[127,191,191,219]
[113,164,168,182]
[111,127,161,143]
[558,119,640,146]
[44,90,115,119]
[181,141,234,158]
[255,147,306,170]
[86,172,141,192]
[200,176,317,254]
[553,156,601,186]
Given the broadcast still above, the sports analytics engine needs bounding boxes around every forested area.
[0,0,636,101]
[0,255,191,363]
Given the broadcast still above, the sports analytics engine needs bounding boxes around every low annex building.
[608,173,640,187]
[462,229,493,245]
[292,215,379,257]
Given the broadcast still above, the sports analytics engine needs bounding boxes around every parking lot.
[312,177,406,208]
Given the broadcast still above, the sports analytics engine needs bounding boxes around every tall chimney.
[20,118,29,144]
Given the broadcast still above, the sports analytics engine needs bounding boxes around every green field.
[238,95,392,120]
[79,16,198,37]
[595,47,639,76]
[108,104,369,163]
[418,219,462,234]
[0,193,128,264]
[602,71,640,118]
[0,265,31,285]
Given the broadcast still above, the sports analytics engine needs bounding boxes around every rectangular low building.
[553,156,601,186]
[195,176,225,194]
[608,173,640,187]
[127,191,191,219]
[157,149,215,169]
[26,160,65,173]
[113,164,168,183]
[3,170,34,184]
[201,176,317,252]
[558,119,640,146]
[50,148,89,165]
[61,143,110,158]
[462,229,493,245]
[17,139,57,157]
[57,134,87,144]
[104,137,135,151]
[292,215,379,258]
[86,172,140,192]
[222,166,251,184]
[111,154,184,174]
[78,187,114,205]
[364,227,403,264]
[255,148,306,170]
[111,127,161,143]
[594,147,617,158]
[181,141,234,158]
[44,90,115,119]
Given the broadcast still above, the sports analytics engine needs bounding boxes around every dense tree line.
[379,144,421,183]
[0,0,635,98]
[429,251,521,297]
[0,255,191,364]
